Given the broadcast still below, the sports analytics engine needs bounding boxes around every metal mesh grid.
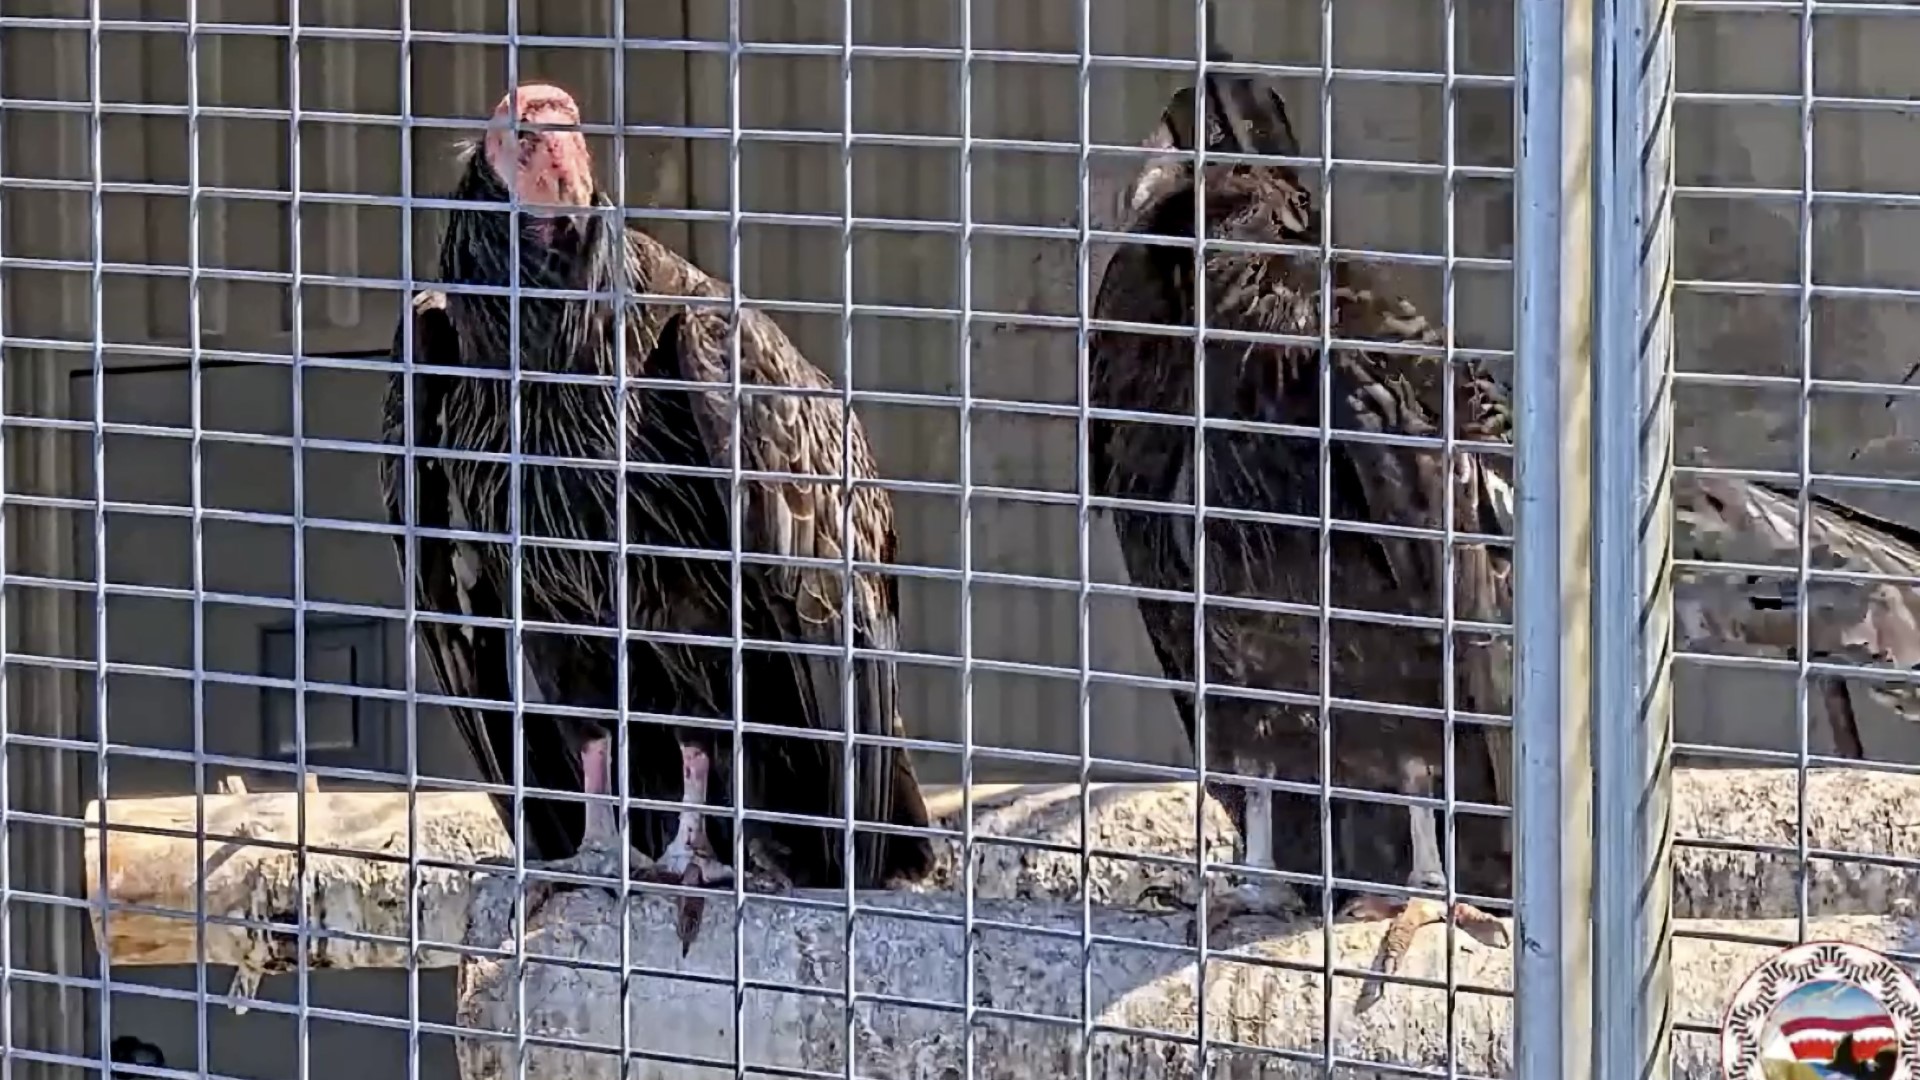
[0,0,1680,1078]
[1666,0,1920,1074]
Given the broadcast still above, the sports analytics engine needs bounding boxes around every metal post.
[1513,0,1597,1070]
[1592,0,1676,1065]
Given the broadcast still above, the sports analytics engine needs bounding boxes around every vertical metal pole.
[1591,0,1676,1064]
[85,0,113,1070]
[0,33,15,1080]
[1513,0,1596,1069]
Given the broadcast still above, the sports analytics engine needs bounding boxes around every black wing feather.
[381,290,585,862]
[1089,157,1513,897]
[652,306,932,887]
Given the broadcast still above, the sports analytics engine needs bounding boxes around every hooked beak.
[520,208,591,249]
[545,209,596,255]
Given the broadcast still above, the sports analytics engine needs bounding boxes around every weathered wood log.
[83,770,1920,978]
[454,886,1912,1080]
[80,770,1920,1077]
[924,772,1920,921]
[84,785,512,974]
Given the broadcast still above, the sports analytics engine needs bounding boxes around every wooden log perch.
[84,769,1920,971]
[924,772,1920,922]
[454,890,1915,1080]
[85,788,513,974]
[82,769,1920,1076]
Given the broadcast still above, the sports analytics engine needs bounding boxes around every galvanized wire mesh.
[0,0,1698,1078]
[1666,0,1920,1075]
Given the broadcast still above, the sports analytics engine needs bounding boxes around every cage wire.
[0,0,1778,1076]
[1666,0,1920,1070]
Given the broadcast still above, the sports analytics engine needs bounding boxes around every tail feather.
[881,734,935,882]
[853,612,934,887]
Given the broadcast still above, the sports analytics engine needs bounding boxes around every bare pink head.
[483,83,594,217]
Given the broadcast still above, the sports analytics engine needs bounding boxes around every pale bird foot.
[522,843,658,921]
[640,839,735,957]
[1338,895,1511,1013]
[1170,875,1298,949]
[538,839,658,882]
[744,836,795,896]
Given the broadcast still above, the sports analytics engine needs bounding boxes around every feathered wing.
[1087,75,1311,752]
[1089,161,1515,894]
[1316,277,1516,888]
[1103,68,1516,711]
[381,289,586,862]
[1675,473,1920,723]
[1308,268,1514,771]
[647,303,933,886]
[1093,166,1513,679]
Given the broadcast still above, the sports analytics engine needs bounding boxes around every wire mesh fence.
[19,0,1906,1076]
[1667,0,1920,1076]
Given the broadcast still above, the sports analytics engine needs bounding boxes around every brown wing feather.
[1676,473,1920,724]
[380,289,585,862]
[1089,160,1513,895]
[650,300,932,884]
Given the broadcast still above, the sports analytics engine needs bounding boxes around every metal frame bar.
[1592,0,1677,1063]
[0,0,1707,1076]
[1513,0,1599,1072]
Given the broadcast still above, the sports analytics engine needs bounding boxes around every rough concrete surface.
[87,773,1920,1078]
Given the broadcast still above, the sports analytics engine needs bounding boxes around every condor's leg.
[1186,770,1310,945]
[574,730,621,845]
[1341,756,1510,1012]
[1142,743,1313,946]
[636,736,736,957]
[552,721,653,863]
[510,715,667,926]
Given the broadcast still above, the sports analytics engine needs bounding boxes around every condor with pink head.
[379,82,935,955]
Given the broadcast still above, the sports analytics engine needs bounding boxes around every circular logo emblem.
[1722,941,1920,1080]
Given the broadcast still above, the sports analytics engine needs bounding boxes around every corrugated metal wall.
[2,0,1522,789]
[12,1,1920,797]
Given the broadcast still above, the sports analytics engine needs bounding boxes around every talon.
[633,862,685,886]
[1354,898,1428,1014]
[1188,886,1246,949]
[524,880,560,924]
[1337,894,1407,923]
[525,844,648,905]
[648,845,733,958]
[1344,896,1511,1013]
[1134,883,1195,915]
[675,864,707,957]
[654,740,734,955]
[1204,903,1235,945]
[746,837,795,895]
[1184,910,1231,951]
[1453,903,1512,950]
[744,873,790,896]
[1178,871,1296,949]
